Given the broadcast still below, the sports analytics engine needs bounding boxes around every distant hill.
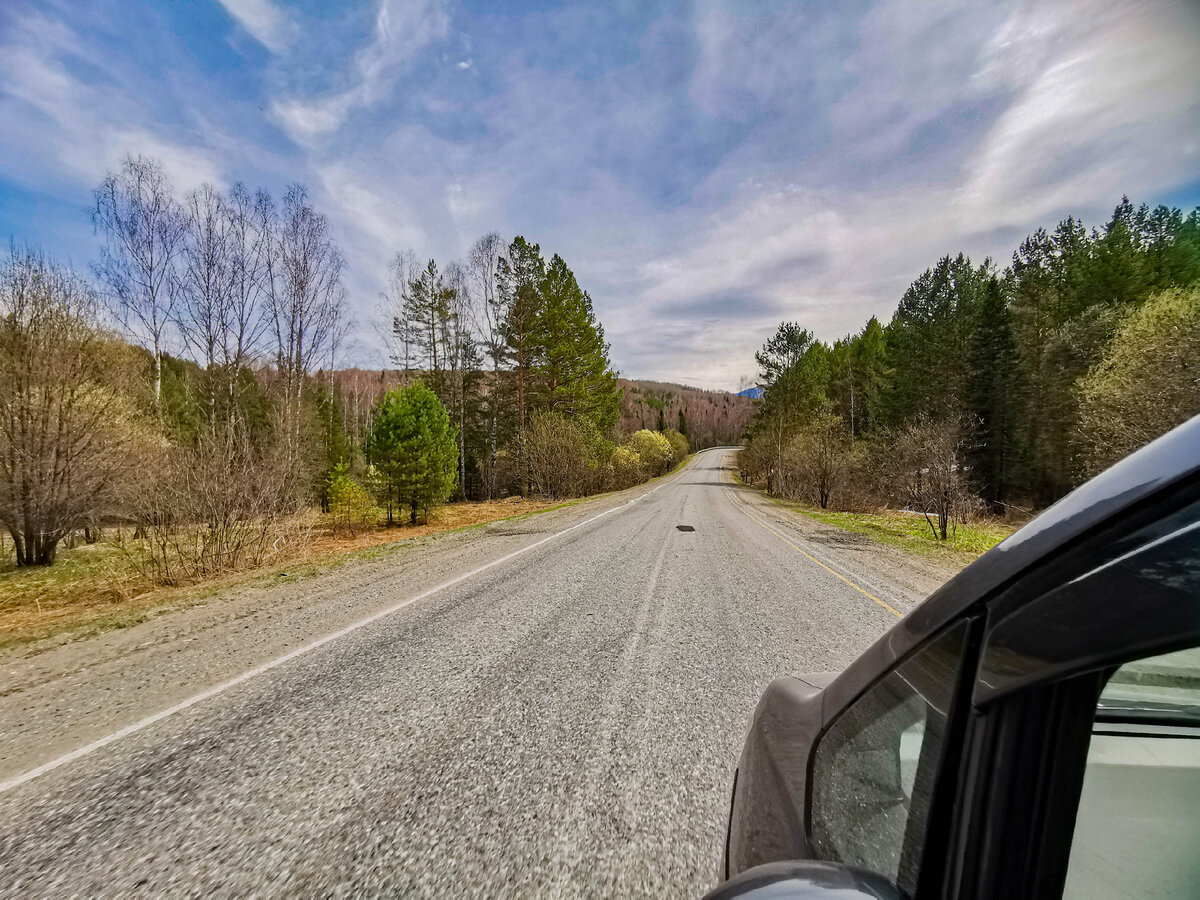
[324,369,753,449]
[736,386,764,399]
[618,379,753,448]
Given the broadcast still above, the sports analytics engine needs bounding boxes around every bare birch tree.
[469,232,507,498]
[223,183,272,372]
[176,183,234,430]
[92,155,187,407]
[266,184,347,469]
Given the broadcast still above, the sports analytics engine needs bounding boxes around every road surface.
[0,450,951,897]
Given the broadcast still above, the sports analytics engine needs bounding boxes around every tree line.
[741,197,1200,537]
[0,154,689,571]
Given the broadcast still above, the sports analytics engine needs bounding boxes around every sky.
[1,0,1198,391]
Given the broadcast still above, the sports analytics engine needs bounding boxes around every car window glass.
[809,622,968,895]
[1063,647,1200,900]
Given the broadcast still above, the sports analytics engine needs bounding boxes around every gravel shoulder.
[732,483,964,610]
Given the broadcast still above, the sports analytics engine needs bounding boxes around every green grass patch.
[772,501,1014,562]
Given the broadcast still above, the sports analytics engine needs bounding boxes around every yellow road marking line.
[720,469,902,619]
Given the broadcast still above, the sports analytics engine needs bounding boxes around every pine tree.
[497,237,545,434]
[528,253,620,432]
[364,383,458,525]
[881,254,990,427]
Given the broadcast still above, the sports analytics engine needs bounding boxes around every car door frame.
[931,475,1200,900]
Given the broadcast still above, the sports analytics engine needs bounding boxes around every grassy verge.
[771,499,1014,562]
[0,496,569,655]
[726,452,1013,563]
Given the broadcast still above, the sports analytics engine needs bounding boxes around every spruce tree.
[965,278,1019,508]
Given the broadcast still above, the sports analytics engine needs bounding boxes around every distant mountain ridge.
[735,386,764,399]
[618,378,753,448]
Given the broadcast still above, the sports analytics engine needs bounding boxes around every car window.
[1063,647,1200,900]
[809,622,969,895]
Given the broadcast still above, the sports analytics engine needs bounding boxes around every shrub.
[524,412,609,499]
[1078,286,1200,476]
[131,425,302,584]
[663,428,690,467]
[628,430,673,477]
[327,464,378,536]
[610,445,643,489]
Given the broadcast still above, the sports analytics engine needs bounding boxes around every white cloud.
[961,0,1200,223]
[214,0,298,54]
[0,35,222,193]
[271,0,450,143]
[620,0,1200,388]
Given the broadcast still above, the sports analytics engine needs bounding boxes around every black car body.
[714,416,1200,899]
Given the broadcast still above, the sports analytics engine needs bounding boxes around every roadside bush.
[738,435,771,488]
[610,445,643,489]
[880,414,980,540]
[777,415,851,509]
[524,412,608,499]
[664,428,690,467]
[327,463,378,536]
[628,430,673,477]
[1078,285,1200,477]
[131,425,303,584]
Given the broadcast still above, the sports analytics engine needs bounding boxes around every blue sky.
[1,0,1198,389]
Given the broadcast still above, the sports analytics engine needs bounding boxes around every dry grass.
[0,496,564,654]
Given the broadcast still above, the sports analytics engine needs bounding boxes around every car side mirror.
[704,859,903,899]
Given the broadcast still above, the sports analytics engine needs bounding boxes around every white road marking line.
[0,467,689,796]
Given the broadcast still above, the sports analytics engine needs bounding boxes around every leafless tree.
[266,184,348,466]
[883,414,980,539]
[92,155,187,407]
[223,183,272,372]
[176,183,234,430]
[780,415,851,509]
[469,232,508,498]
[379,249,420,375]
[0,249,150,565]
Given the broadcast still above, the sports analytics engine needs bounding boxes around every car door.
[941,493,1200,900]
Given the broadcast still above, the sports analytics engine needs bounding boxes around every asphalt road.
[0,449,942,897]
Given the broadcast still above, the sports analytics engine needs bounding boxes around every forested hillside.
[741,197,1200,536]
[618,379,754,449]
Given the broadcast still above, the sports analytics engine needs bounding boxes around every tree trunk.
[153,350,163,408]
[410,496,418,526]
[15,530,58,566]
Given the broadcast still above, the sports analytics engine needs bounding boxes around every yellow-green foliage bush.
[628,430,673,477]
[1079,286,1200,475]
[663,428,689,467]
[328,464,378,535]
[610,445,642,488]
